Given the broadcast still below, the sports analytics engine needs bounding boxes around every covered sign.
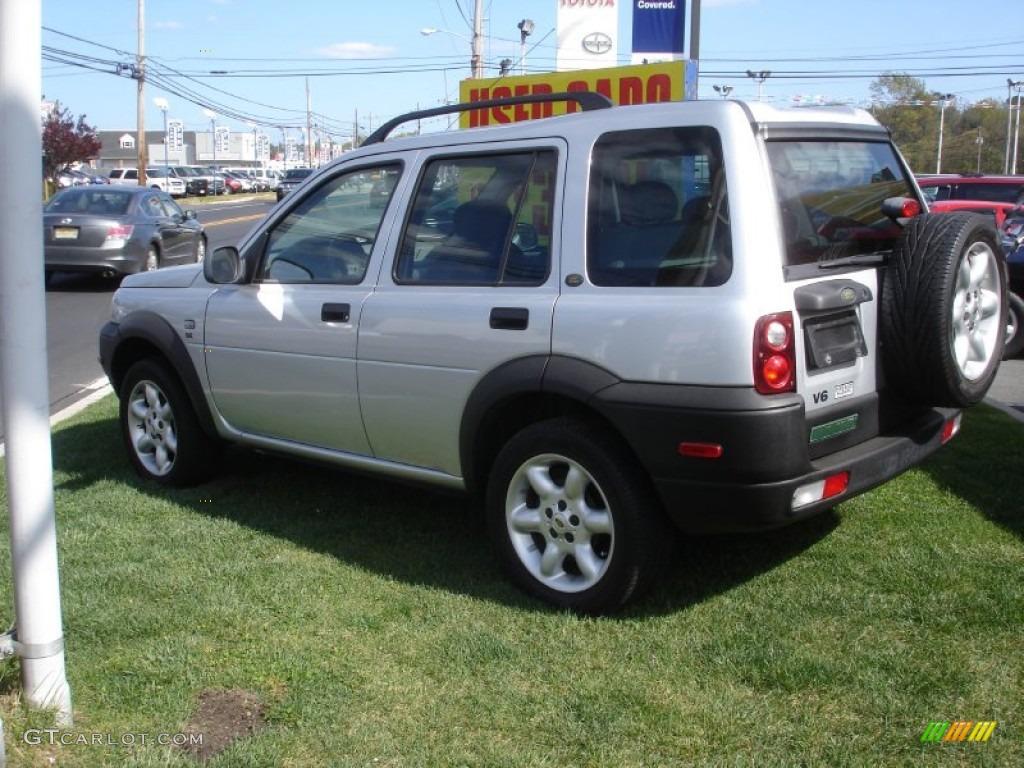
[631,0,686,64]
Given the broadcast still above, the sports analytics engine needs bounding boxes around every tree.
[41,102,102,182]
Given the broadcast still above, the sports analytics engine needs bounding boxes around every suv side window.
[258,164,400,284]
[588,127,731,287]
[395,150,556,285]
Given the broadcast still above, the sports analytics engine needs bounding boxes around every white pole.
[936,101,947,175]
[471,0,483,78]
[0,0,73,724]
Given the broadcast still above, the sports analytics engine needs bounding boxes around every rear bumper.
[594,382,958,533]
[45,243,143,275]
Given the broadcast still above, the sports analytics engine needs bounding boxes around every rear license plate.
[54,227,79,240]
[804,311,866,371]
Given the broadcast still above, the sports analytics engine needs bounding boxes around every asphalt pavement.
[985,356,1024,422]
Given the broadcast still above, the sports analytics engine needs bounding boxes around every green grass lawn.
[1,396,1021,767]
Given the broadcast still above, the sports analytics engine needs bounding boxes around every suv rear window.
[767,140,914,269]
[588,127,731,287]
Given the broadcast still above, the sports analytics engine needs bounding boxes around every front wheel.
[119,359,221,486]
[486,418,673,614]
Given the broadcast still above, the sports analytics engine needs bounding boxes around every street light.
[746,70,771,101]
[518,18,534,76]
[936,93,955,175]
[421,25,483,79]
[203,108,217,168]
[1010,79,1024,175]
[1005,79,1023,174]
[153,97,169,179]
[712,84,733,99]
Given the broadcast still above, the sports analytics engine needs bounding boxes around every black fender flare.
[458,355,623,494]
[102,311,219,439]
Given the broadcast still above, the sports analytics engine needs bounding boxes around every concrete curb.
[0,376,112,458]
[982,396,1024,424]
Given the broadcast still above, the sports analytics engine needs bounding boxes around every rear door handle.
[321,303,350,323]
[489,307,529,330]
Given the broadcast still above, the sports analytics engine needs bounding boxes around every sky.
[41,0,1024,143]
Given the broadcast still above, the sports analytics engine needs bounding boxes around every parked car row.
[55,167,110,188]
[101,165,284,197]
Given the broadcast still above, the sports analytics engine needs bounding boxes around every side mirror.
[183,209,197,220]
[204,246,244,284]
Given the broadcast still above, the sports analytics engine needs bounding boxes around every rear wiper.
[818,253,888,269]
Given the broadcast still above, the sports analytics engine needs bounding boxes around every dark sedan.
[275,167,314,201]
[44,186,206,279]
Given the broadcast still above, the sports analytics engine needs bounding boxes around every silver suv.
[100,94,1007,612]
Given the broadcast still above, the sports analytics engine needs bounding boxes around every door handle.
[321,303,350,323]
[489,307,529,330]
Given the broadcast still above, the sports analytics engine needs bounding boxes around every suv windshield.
[767,140,914,269]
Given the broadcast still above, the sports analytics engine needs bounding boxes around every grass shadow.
[919,404,1024,539]
[46,410,839,617]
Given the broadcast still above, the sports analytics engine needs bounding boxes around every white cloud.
[153,21,183,31]
[314,42,396,59]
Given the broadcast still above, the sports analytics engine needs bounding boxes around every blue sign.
[632,0,686,55]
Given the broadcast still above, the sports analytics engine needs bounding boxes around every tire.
[881,212,1006,407]
[144,245,160,272]
[119,359,221,486]
[195,235,207,264]
[486,418,673,614]
[1004,291,1024,359]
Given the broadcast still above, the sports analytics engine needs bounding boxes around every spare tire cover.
[881,211,1006,407]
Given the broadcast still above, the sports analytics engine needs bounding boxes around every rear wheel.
[144,245,160,272]
[486,418,673,614]
[1004,291,1024,359]
[881,212,1006,407]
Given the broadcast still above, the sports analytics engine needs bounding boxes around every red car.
[927,199,1019,229]
[214,171,243,194]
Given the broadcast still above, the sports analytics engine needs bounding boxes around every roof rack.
[360,91,614,146]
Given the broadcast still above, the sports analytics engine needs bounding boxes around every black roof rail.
[360,91,614,146]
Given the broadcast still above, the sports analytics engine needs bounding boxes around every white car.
[106,167,186,198]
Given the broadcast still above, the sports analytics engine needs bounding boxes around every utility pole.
[471,0,483,78]
[136,0,147,186]
[306,77,313,166]
[689,0,701,92]
[0,0,73,725]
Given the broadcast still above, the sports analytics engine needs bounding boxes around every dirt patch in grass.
[181,688,267,762]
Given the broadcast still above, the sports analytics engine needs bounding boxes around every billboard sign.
[556,0,618,71]
[458,61,693,128]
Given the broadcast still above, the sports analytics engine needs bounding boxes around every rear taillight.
[753,312,795,394]
[105,225,134,242]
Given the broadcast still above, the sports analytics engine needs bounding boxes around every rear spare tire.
[881,212,1006,407]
